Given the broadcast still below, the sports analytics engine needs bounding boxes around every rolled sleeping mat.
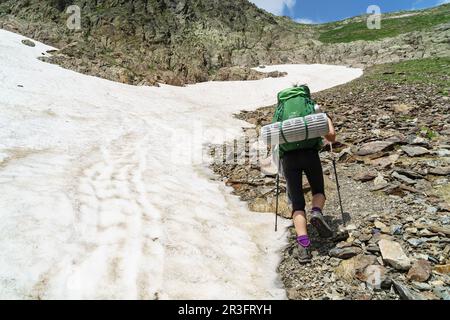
[261,113,329,146]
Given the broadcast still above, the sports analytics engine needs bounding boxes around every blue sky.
[250,0,449,24]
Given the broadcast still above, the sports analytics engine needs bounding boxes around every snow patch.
[0,29,362,299]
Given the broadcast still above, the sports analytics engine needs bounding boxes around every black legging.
[281,149,325,213]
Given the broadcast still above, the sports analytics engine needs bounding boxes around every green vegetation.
[420,126,438,140]
[318,4,450,43]
[365,57,450,91]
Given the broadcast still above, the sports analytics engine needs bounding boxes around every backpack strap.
[279,122,288,144]
[302,116,309,141]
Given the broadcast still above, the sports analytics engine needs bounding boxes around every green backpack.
[272,85,322,158]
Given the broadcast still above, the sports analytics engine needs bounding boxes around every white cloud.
[436,0,449,5]
[249,0,296,15]
[294,18,319,24]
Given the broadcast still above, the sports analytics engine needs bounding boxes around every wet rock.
[406,259,432,282]
[379,239,411,271]
[329,246,363,259]
[401,146,430,157]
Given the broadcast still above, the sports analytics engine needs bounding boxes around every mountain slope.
[0,0,313,85]
[0,1,449,85]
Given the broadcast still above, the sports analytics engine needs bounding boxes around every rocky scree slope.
[211,57,450,300]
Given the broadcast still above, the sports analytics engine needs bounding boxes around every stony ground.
[210,62,450,300]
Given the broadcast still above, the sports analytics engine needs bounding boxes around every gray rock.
[354,171,378,182]
[329,246,363,259]
[429,167,450,176]
[393,280,423,300]
[367,244,381,253]
[21,39,35,47]
[433,286,450,301]
[407,238,426,247]
[391,225,403,235]
[406,259,432,282]
[436,149,450,157]
[353,141,396,156]
[406,135,431,147]
[401,146,430,157]
[392,171,417,185]
[393,168,424,179]
[379,239,411,270]
[411,282,432,291]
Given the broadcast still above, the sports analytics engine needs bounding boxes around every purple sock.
[312,207,322,213]
[297,235,311,248]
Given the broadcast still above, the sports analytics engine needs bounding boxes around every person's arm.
[324,115,336,143]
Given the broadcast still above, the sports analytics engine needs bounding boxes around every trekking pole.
[274,173,280,232]
[330,144,346,227]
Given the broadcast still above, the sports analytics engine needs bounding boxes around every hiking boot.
[310,210,333,238]
[296,235,312,264]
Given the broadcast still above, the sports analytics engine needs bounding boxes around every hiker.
[273,84,336,263]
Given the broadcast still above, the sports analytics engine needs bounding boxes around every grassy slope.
[366,57,450,94]
[317,4,450,43]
